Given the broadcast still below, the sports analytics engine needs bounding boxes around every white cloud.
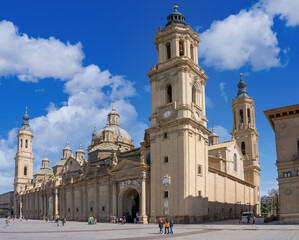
[205,95,214,108]
[0,20,84,82]
[198,8,281,71]
[209,125,231,142]
[258,0,299,27]
[219,82,228,102]
[0,21,147,193]
[143,84,151,93]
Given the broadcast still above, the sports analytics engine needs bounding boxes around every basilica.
[13,6,261,223]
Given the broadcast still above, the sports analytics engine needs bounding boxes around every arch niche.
[118,186,140,223]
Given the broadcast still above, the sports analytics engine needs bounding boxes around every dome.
[95,125,132,142]
[54,159,66,167]
[166,5,186,27]
[34,169,53,175]
[89,143,120,153]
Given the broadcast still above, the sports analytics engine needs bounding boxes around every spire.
[76,140,85,153]
[210,121,219,137]
[112,100,115,111]
[43,150,48,161]
[237,73,249,98]
[64,136,71,150]
[166,5,186,27]
[92,125,97,140]
[21,107,31,131]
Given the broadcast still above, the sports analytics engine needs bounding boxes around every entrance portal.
[121,188,139,223]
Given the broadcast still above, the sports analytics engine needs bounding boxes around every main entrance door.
[120,188,139,223]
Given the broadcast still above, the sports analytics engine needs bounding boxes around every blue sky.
[0,0,298,195]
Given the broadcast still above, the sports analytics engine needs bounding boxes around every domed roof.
[95,125,132,142]
[34,169,53,175]
[89,143,120,153]
[54,159,66,167]
[166,5,186,27]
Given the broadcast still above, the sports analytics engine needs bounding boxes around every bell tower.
[231,73,261,215]
[14,107,35,216]
[147,6,210,222]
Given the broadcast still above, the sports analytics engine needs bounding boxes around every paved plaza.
[1,219,299,240]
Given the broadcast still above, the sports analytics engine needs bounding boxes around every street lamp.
[236,201,241,222]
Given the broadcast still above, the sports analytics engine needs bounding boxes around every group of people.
[54,216,66,227]
[158,218,174,234]
[114,217,127,224]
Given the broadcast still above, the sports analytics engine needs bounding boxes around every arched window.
[166,85,172,103]
[21,139,23,148]
[179,41,184,56]
[166,43,171,59]
[234,154,237,172]
[192,86,196,104]
[190,44,194,61]
[24,167,27,176]
[233,111,236,129]
[112,117,114,123]
[25,139,28,148]
[241,142,246,155]
[240,109,244,123]
[247,109,251,124]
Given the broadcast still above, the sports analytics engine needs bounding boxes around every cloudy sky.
[0,0,298,196]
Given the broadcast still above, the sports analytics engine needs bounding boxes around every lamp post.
[236,201,241,223]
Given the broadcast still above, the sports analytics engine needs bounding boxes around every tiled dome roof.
[54,159,66,167]
[34,169,53,175]
[89,143,123,153]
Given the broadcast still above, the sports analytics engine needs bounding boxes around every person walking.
[253,216,256,225]
[170,219,174,234]
[158,218,164,234]
[55,216,59,227]
[164,219,170,234]
[5,217,10,228]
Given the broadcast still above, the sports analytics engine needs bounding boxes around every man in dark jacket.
[158,220,164,234]
[170,219,174,234]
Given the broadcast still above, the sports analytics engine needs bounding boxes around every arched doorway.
[119,188,140,223]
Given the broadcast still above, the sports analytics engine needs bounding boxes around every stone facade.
[13,6,260,223]
[264,104,299,223]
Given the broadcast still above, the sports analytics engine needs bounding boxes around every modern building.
[14,6,261,223]
[264,104,299,223]
[0,191,14,216]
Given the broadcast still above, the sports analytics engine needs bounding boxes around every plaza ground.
[1,219,299,240]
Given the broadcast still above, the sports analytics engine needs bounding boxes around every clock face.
[163,110,171,119]
[194,112,199,120]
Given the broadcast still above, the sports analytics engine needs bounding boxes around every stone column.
[110,179,117,222]
[138,171,148,224]
[55,188,59,218]
[20,195,23,218]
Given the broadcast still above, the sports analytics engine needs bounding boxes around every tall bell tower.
[147,6,210,222]
[231,74,261,215]
[14,107,35,216]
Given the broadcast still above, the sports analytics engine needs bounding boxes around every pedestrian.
[62,218,65,226]
[164,219,170,234]
[247,215,250,224]
[158,218,164,234]
[253,216,256,225]
[55,216,59,227]
[170,219,174,234]
[5,217,10,228]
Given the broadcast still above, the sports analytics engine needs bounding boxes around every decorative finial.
[112,100,115,111]
[212,121,215,132]
[45,150,47,158]
[240,73,243,81]
[174,5,178,12]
